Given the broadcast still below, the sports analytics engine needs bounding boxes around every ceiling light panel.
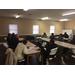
[15,15,20,18]
[60,19,68,21]
[42,17,49,20]
[62,12,75,16]
[23,9,29,11]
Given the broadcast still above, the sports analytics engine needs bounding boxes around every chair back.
[49,47,58,55]
[71,48,75,54]
[39,38,42,44]
[42,42,47,47]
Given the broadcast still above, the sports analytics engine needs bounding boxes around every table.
[19,38,24,41]
[26,41,43,65]
[40,38,75,49]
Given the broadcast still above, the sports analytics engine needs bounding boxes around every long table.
[26,41,43,65]
[19,38,43,65]
[39,38,75,49]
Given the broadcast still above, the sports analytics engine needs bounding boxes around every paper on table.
[27,47,34,51]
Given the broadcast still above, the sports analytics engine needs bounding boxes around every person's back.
[6,33,12,48]
[15,40,28,60]
[11,34,19,51]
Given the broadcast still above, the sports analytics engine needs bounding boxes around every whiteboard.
[62,30,73,35]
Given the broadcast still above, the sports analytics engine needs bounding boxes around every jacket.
[15,43,28,60]
[5,48,17,65]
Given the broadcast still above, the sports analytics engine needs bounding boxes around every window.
[9,24,18,34]
[50,25,55,33]
[33,25,39,34]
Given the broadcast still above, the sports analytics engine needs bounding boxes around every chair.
[41,42,47,47]
[46,47,58,65]
[5,48,17,65]
[17,59,25,65]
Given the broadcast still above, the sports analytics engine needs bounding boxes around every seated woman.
[41,39,58,64]
[42,32,47,38]
[58,34,63,41]
[50,33,55,40]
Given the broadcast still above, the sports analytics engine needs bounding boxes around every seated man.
[6,33,12,48]
[15,40,28,65]
[12,34,22,51]
[42,32,47,38]
[11,34,21,51]
[50,33,55,40]
[63,32,69,38]
[58,34,63,41]
[70,35,75,45]
[41,39,57,64]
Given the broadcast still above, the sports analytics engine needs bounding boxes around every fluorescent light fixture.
[60,19,68,21]
[42,17,49,20]
[62,12,75,16]
[23,9,29,11]
[15,15,20,18]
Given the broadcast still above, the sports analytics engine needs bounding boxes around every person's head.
[49,39,54,44]
[12,33,15,37]
[15,34,19,39]
[23,40,27,45]
[59,34,62,37]
[64,32,67,35]
[8,33,11,37]
[44,32,46,35]
[51,33,54,36]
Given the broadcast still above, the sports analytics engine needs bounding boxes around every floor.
[0,37,75,65]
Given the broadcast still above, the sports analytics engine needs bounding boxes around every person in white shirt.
[15,40,28,64]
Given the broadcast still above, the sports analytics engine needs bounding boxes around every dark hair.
[50,39,54,44]
[8,33,11,36]
[60,34,62,36]
[23,40,27,45]
[52,33,54,36]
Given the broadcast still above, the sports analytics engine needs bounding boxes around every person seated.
[58,34,63,41]
[41,39,58,64]
[11,34,20,51]
[70,35,75,45]
[63,32,69,38]
[50,33,55,40]
[42,32,47,38]
[15,40,28,65]
[6,33,12,48]
[11,33,15,39]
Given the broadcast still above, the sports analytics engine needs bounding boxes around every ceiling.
[0,9,75,21]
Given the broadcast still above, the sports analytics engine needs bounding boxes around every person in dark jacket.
[50,33,55,40]
[6,33,12,48]
[63,32,69,38]
[11,34,19,51]
[58,34,63,41]
[41,39,57,64]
